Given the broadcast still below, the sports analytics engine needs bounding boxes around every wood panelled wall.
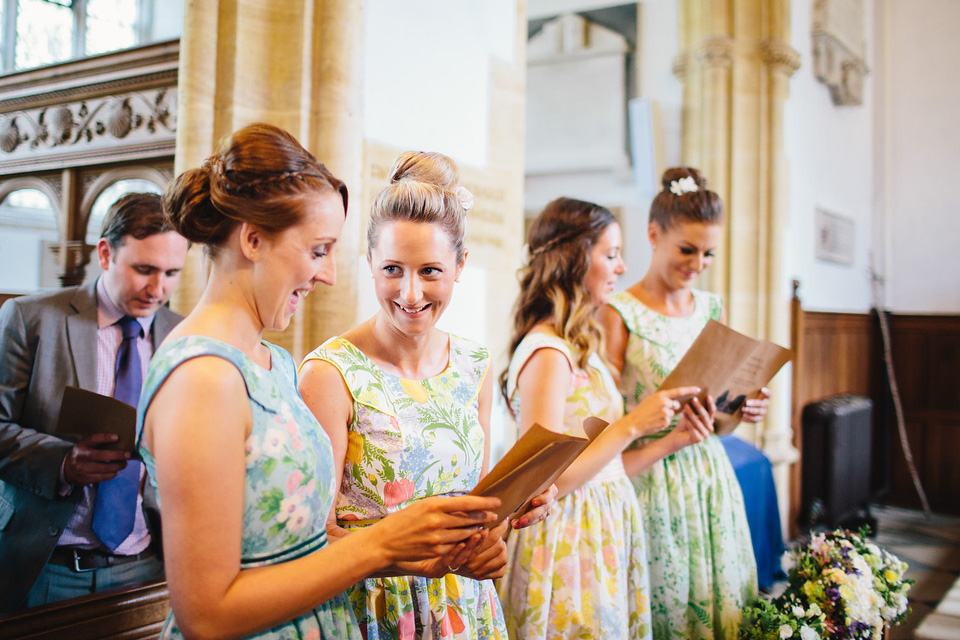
[790,284,960,535]
[883,315,960,513]
[789,286,880,535]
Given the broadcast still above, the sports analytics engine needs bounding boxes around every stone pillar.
[170,0,365,360]
[298,0,365,360]
[674,2,800,479]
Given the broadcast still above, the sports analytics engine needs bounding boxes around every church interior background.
[1,0,958,636]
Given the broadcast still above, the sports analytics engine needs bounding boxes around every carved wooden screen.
[0,41,178,292]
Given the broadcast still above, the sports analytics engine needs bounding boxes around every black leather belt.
[48,547,154,572]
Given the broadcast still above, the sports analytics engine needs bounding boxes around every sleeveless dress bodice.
[138,336,359,639]
[301,334,506,640]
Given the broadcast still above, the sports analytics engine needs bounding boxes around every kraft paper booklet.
[470,417,608,523]
[55,386,138,455]
[658,320,792,436]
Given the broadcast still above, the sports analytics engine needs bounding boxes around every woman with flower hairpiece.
[496,196,708,640]
[298,151,553,640]
[597,167,771,639]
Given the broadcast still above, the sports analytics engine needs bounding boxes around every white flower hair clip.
[455,185,474,212]
[669,176,699,196]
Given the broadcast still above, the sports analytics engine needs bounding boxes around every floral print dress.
[496,332,652,640]
[137,336,360,640]
[301,334,506,640]
[607,289,757,640]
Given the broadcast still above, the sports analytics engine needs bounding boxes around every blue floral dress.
[607,289,757,640]
[301,334,506,640]
[138,336,360,640]
[496,333,652,640]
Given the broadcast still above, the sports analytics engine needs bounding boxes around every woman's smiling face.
[369,220,464,337]
[253,191,345,332]
[649,220,721,290]
[583,222,626,307]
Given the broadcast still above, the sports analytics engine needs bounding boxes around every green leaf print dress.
[137,336,361,640]
[301,334,506,640]
[607,289,757,640]
[496,333,653,640]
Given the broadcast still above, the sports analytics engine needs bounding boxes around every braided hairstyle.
[163,122,348,257]
[367,151,471,263]
[499,197,617,404]
[648,167,723,230]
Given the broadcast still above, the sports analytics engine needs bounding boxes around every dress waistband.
[336,491,471,530]
[338,518,380,529]
[589,455,628,485]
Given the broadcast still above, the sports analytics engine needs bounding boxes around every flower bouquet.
[739,529,914,639]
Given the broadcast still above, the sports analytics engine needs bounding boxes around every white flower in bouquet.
[799,625,820,640]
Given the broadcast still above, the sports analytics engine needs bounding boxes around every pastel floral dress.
[137,336,360,640]
[301,334,506,640]
[496,332,652,640]
[607,289,757,640]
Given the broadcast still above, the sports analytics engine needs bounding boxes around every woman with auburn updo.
[597,167,771,639]
[496,197,709,640]
[298,151,553,640]
[138,125,502,640]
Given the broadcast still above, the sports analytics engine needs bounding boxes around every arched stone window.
[0,182,58,292]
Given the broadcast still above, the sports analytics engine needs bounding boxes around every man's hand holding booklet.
[469,417,608,524]
[657,320,792,435]
[55,386,138,454]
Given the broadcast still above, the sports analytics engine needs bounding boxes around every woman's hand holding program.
[662,395,716,455]
[453,518,509,581]
[511,483,557,530]
[372,494,500,568]
[626,386,701,437]
[739,387,771,423]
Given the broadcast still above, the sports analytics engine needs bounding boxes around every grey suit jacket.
[0,281,181,612]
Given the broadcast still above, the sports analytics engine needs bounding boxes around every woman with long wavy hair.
[496,197,710,640]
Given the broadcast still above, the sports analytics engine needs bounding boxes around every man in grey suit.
[0,192,189,612]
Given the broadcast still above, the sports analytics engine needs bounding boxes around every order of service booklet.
[54,385,138,455]
[657,319,792,436]
[470,416,608,524]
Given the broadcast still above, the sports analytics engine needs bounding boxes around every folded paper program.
[469,417,607,523]
[657,320,792,435]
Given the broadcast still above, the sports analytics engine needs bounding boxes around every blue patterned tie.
[92,315,142,551]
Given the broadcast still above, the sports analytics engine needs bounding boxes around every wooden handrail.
[0,581,169,640]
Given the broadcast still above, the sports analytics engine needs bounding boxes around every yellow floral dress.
[607,289,757,640]
[301,334,506,640]
[496,333,652,640]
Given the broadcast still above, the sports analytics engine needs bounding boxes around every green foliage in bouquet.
[739,529,914,640]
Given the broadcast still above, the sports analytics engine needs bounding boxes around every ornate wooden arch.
[78,165,173,238]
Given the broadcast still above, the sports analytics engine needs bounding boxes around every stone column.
[170,0,365,361]
[298,0,365,360]
[674,1,800,516]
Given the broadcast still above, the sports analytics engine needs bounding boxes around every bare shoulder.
[151,354,248,407]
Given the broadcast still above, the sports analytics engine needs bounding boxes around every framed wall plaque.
[815,207,855,265]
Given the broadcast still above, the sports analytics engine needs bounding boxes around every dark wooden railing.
[0,581,169,640]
